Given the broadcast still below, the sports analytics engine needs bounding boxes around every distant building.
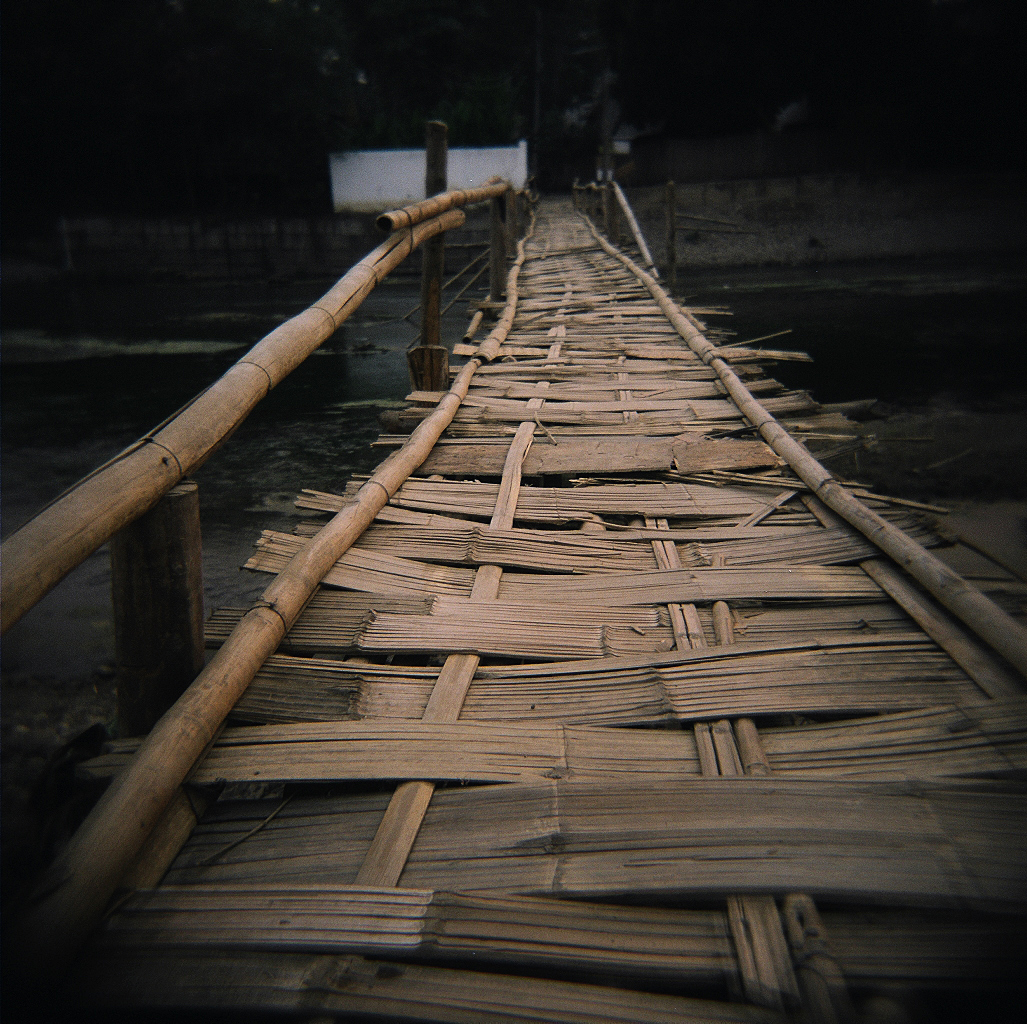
[329,141,529,212]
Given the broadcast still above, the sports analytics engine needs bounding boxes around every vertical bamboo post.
[602,181,614,238]
[409,120,449,392]
[489,190,508,301]
[110,480,204,737]
[504,184,518,249]
[665,180,677,292]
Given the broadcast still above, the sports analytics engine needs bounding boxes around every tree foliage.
[1,0,1021,229]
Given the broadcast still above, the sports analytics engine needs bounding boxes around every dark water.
[1,256,1025,679]
[682,256,1027,407]
[0,274,461,677]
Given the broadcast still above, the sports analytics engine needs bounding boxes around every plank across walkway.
[67,197,1027,1021]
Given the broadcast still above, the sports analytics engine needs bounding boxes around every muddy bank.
[622,171,1027,270]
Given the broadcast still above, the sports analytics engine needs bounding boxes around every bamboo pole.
[665,181,677,291]
[602,181,614,238]
[611,181,659,276]
[489,190,508,301]
[376,181,508,232]
[14,318,483,982]
[0,208,465,635]
[578,213,1027,681]
[475,208,536,363]
[110,480,204,737]
[415,122,447,367]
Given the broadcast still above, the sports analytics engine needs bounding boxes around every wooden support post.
[504,185,518,249]
[489,190,507,301]
[110,480,204,737]
[602,181,615,239]
[410,120,449,392]
[665,180,677,291]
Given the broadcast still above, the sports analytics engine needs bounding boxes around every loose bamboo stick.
[1,209,466,634]
[16,356,483,975]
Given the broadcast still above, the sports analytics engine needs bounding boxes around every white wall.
[329,140,528,212]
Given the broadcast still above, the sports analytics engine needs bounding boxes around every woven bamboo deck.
[70,197,1027,1021]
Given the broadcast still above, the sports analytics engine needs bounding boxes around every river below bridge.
[1,256,1025,683]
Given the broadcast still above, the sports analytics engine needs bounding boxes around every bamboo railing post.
[665,181,677,291]
[611,181,658,276]
[504,184,518,251]
[409,120,449,392]
[489,190,508,301]
[602,181,614,239]
[110,480,204,737]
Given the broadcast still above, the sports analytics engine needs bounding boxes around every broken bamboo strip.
[16,354,484,975]
[1,208,466,634]
[326,478,776,520]
[578,213,1027,681]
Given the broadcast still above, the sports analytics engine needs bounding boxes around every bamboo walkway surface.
[67,198,1027,1021]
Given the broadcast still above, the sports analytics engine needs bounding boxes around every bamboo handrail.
[18,356,484,974]
[610,181,659,276]
[578,209,1027,681]
[475,208,536,362]
[0,209,465,634]
[376,180,510,232]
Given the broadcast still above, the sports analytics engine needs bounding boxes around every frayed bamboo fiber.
[0,208,465,634]
[579,214,1027,682]
[376,180,509,232]
[16,352,482,976]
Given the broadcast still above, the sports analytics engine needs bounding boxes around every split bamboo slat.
[83,698,1027,785]
[85,885,738,984]
[148,778,1026,912]
[37,193,1027,1022]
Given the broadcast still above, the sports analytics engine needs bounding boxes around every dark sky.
[1,0,1023,228]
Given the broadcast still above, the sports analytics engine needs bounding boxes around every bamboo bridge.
[3,161,1027,1023]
